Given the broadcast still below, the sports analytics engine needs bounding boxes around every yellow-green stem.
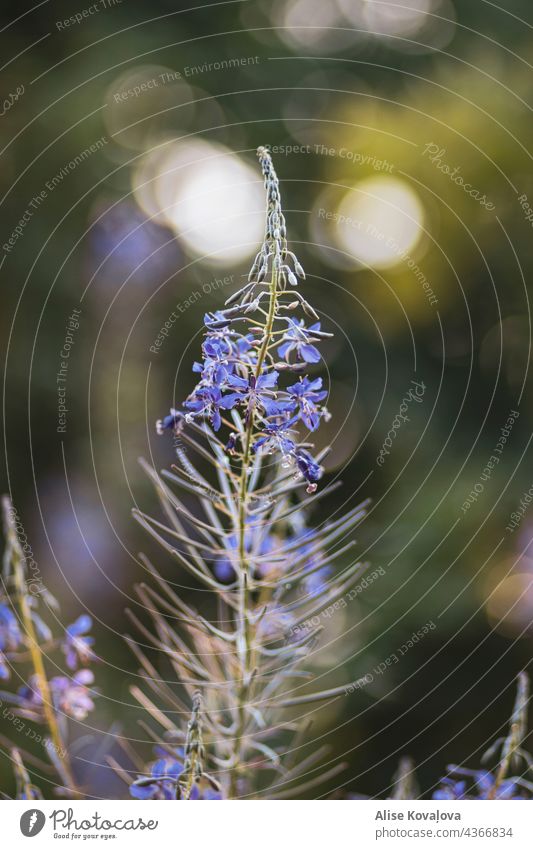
[9,526,79,797]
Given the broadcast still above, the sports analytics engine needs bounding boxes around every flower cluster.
[1,496,97,798]
[12,669,96,723]
[130,748,184,800]
[157,147,332,492]
[130,747,221,801]
[433,767,527,800]
[130,692,221,800]
[433,673,532,802]
[0,607,96,722]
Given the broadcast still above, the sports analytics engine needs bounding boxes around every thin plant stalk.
[3,498,79,797]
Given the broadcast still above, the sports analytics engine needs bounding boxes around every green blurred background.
[1,0,532,798]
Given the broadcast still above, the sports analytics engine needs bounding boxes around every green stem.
[230,264,279,797]
[487,674,528,800]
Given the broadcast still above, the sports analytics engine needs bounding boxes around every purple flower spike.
[155,153,330,493]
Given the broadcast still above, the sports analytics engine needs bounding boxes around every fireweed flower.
[351,676,533,802]
[252,416,298,456]
[130,748,222,801]
[50,669,96,721]
[156,408,182,435]
[130,751,184,800]
[7,669,96,723]
[433,673,533,802]
[184,385,228,432]
[131,762,221,801]
[433,770,525,800]
[221,370,282,421]
[62,615,95,670]
[127,147,369,800]
[129,693,221,800]
[294,448,322,489]
[0,602,22,680]
[287,376,328,432]
[156,149,334,488]
[277,318,323,364]
[2,151,529,803]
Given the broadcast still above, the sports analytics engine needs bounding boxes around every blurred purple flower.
[62,615,95,670]
[434,767,527,800]
[0,603,22,680]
